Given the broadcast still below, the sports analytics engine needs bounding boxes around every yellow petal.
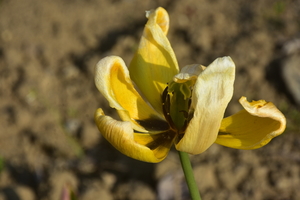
[175,57,235,154]
[95,56,163,132]
[215,96,286,149]
[129,7,179,113]
[95,109,174,163]
[173,64,206,83]
[134,130,176,161]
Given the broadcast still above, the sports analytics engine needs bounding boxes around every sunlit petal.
[95,109,173,163]
[215,96,286,149]
[175,57,235,154]
[129,7,179,113]
[95,56,163,132]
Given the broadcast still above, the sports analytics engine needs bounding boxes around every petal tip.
[217,56,235,69]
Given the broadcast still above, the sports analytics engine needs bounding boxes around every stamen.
[162,86,176,130]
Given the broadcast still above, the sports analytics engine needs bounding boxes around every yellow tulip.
[94,7,286,163]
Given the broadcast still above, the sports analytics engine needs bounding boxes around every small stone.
[282,53,300,106]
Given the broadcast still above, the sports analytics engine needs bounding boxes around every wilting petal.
[129,7,179,113]
[95,109,174,163]
[215,97,286,149]
[175,57,235,154]
[95,56,163,132]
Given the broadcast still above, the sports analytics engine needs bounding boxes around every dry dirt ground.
[1,0,300,200]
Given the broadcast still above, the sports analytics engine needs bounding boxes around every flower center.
[162,80,193,133]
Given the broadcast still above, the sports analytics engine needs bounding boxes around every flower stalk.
[178,151,201,200]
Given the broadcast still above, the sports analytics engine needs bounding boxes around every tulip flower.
[94,7,286,163]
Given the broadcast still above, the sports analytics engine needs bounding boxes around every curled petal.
[95,56,163,132]
[129,7,179,114]
[173,64,206,83]
[145,8,169,35]
[215,97,286,149]
[95,109,174,163]
[175,56,235,154]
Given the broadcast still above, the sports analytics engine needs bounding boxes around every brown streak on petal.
[134,130,177,159]
[135,118,170,131]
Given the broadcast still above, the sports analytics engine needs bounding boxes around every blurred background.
[1,0,300,199]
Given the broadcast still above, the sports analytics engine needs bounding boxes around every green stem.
[178,151,202,200]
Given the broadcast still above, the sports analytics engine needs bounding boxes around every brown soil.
[1,0,300,200]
